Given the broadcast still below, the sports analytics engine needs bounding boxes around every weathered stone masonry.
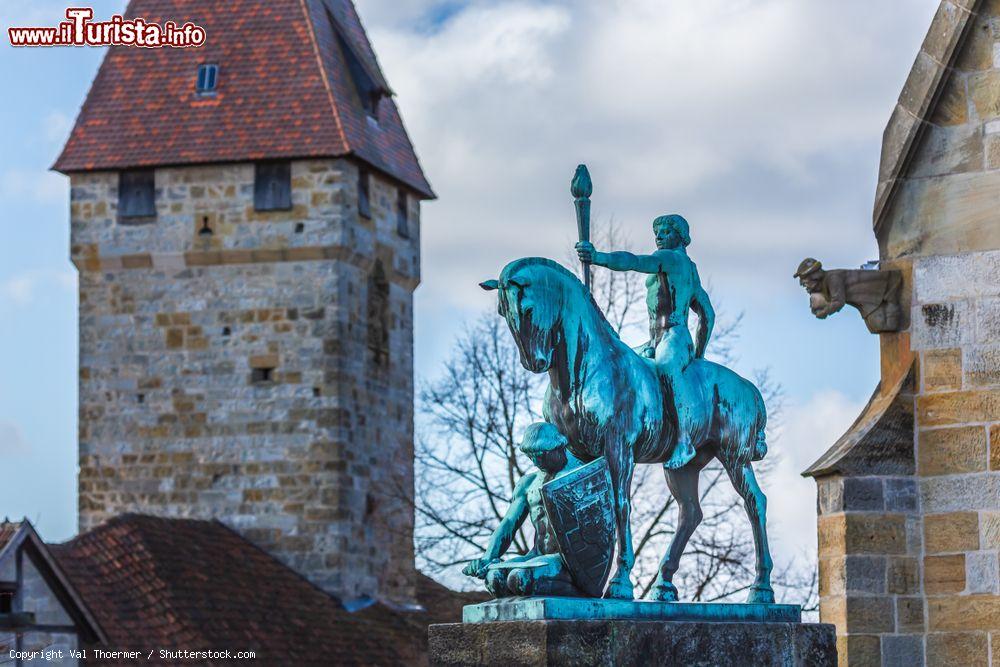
[72,159,420,604]
[807,2,1000,665]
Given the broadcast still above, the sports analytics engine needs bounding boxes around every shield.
[541,457,615,597]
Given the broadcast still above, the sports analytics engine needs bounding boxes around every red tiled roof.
[50,514,473,666]
[53,0,434,198]
[417,572,488,626]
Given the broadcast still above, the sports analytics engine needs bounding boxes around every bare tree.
[414,315,542,573]
[415,221,815,609]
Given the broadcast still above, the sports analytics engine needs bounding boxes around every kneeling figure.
[462,422,585,597]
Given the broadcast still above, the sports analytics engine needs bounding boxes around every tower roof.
[52,0,434,198]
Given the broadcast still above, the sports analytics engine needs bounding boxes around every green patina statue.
[474,165,775,607]
[576,213,715,470]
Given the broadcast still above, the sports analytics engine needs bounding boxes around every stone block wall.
[71,158,420,604]
[814,2,1000,663]
[813,250,1000,667]
[878,0,1000,261]
[911,248,1000,665]
[816,475,923,665]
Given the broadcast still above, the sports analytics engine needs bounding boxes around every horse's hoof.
[747,585,775,604]
[648,582,678,602]
[604,578,635,600]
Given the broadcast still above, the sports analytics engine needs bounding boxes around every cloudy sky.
[0,1,938,570]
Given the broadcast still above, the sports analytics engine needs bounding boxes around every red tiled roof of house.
[417,571,488,626]
[49,514,474,666]
[52,0,434,198]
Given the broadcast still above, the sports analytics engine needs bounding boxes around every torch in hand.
[571,164,593,292]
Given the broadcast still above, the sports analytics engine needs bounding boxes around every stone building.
[804,0,1000,664]
[0,521,104,666]
[52,0,433,606]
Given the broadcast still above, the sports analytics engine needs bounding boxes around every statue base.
[429,600,836,666]
[462,597,802,623]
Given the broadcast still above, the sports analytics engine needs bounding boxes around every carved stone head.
[794,257,825,292]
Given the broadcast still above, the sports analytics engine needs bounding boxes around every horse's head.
[480,258,573,373]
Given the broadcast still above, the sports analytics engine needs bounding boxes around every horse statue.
[480,257,774,603]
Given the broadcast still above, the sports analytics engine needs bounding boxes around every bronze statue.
[470,165,776,606]
[794,258,902,333]
[576,213,714,470]
[462,423,608,598]
[480,257,771,603]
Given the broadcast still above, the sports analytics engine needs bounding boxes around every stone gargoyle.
[794,258,902,333]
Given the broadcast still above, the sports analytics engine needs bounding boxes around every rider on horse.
[481,254,771,601]
[576,214,715,469]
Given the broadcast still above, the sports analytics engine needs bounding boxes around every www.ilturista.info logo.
[8,8,206,48]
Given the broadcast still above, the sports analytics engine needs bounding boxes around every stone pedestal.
[429,600,836,666]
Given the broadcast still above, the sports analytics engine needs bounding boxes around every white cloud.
[0,168,67,204]
[765,390,868,559]
[0,422,28,457]
[0,269,76,307]
[0,109,73,204]
[1,275,35,305]
[0,4,68,28]
[43,111,72,146]
[0,1,128,29]
[362,0,939,341]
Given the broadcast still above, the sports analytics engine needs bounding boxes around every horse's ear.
[479,280,500,291]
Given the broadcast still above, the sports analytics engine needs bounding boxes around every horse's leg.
[723,459,775,603]
[604,443,636,600]
[649,453,709,601]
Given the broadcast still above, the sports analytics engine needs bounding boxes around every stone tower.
[804,1,1000,664]
[53,0,433,605]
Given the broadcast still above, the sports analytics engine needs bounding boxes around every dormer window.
[118,169,156,221]
[196,63,218,94]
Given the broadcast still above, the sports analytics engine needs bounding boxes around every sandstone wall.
[816,472,923,665]
[910,248,1000,665]
[887,6,1000,662]
[816,3,1000,664]
[72,158,420,604]
[880,0,1000,262]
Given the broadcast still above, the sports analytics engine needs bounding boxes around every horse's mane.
[501,257,623,343]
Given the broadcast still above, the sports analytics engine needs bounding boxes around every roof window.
[196,63,218,94]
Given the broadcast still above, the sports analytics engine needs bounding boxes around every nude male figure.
[576,214,715,468]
